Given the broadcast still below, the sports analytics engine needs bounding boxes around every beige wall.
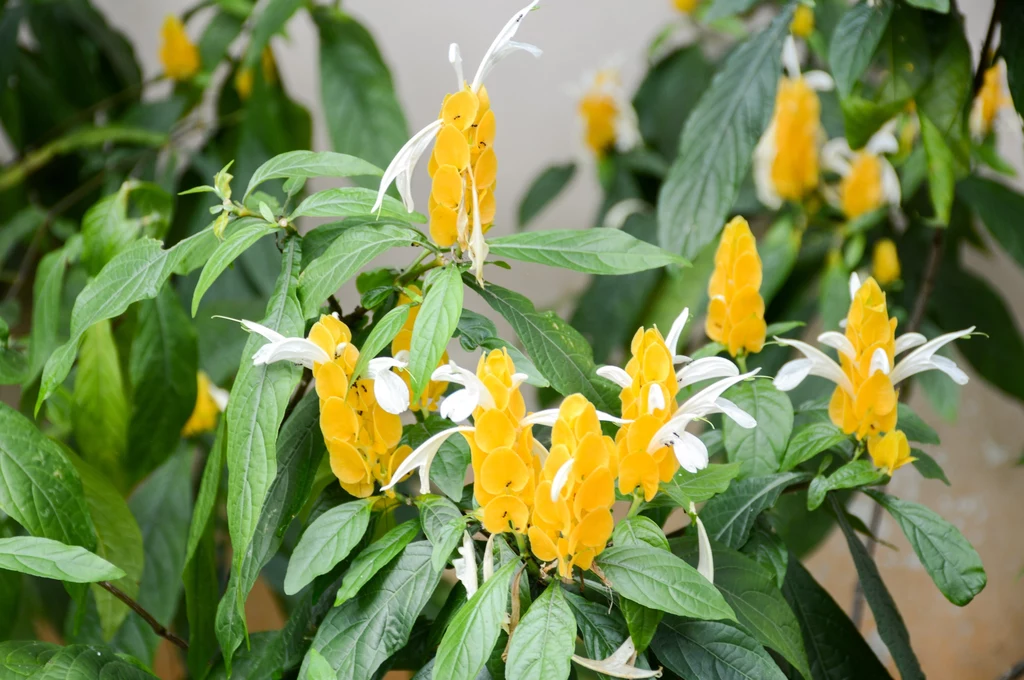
[28,0,1024,676]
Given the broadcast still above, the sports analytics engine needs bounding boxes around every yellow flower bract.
[672,0,700,14]
[868,429,915,475]
[770,76,822,203]
[790,6,815,38]
[529,394,617,578]
[829,278,898,440]
[706,217,767,357]
[159,16,200,81]
[872,239,901,287]
[579,70,619,156]
[182,372,221,437]
[975,62,1012,138]
[311,314,408,497]
[428,85,497,248]
[840,152,885,219]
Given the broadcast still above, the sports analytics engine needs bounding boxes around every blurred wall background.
[15,0,1024,676]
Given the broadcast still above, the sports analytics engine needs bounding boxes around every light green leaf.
[192,218,278,315]
[488,228,687,275]
[611,517,668,653]
[651,616,787,680]
[832,496,924,680]
[723,380,793,478]
[298,222,427,318]
[700,472,810,549]
[658,463,742,507]
[71,456,144,640]
[0,404,96,552]
[183,501,219,679]
[469,280,619,413]
[243,0,303,68]
[304,648,334,680]
[0,639,61,675]
[781,422,848,472]
[782,555,893,679]
[348,304,410,387]
[226,238,303,604]
[284,497,374,595]
[317,10,409,173]
[0,641,157,678]
[417,494,467,573]
[596,544,735,621]
[198,10,244,71]
[81,189,135,276]
[435,558,519,680]
[807,460,886,511]
[829,1,894,97]
[334,519,420,606]
[0,537,123,583]
[506,583,576,680]
[866,491,985,606]
[958,176,1024,271]
[72,319,128,482]
[919,114,955,224]
[128,285,198,483]
[703,0,759,23]
[759,217,801,304]
[741,525,789,589]
[896,403,940,444]
[905,0,948,10]
[657,6,793,259]
[911,448,950,486]
[290,187,422,222]
[564,591,630,668]
[244,150,382,199]
[302,541,442,680]
[26,243,72,382]
[409,265,463,400]
[518,163,576,228]
[184,422,226,566]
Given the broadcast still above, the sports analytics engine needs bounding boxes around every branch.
[98,581,188,651]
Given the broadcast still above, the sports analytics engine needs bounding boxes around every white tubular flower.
[597,306,700,390]
[889,327,975,386]
[432,359,504,422]
[467,167,490,285]
[647,370,760,473]
[550,458,574,501]
[380,426,475,494]
[520,407,629,428]
[602,199,651,230]
[471,1,542,92]
[366,354,412,414]
[482,532,496,584]
[452,531,478,598]
[664,307,690,362]
[572,637,662,679]
[691,502,714,585]
[772,336,855,394]
[574,61,641,157]
[821,121,901,218]
[208,383,230,412]
[676,357,740,389]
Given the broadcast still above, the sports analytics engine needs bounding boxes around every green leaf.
[518,163,577,228]
[916,12,971,149]
[0,403,96,552]
[918,114,956,224]
[958,177,1024,271]
[290,187,421,222]
[81,189,135,276]
[304,648,334,680]
[0,642,157,678]
[0,537,123,582]
[1004,2,1024,120]
[244,150,382,199]
[284,497,374,595]
[348,304,410,387]
[659,463,742,507]
[700,472,810,549]
[316,10,408,173]
[563,590,629,663]
[243,0,303,68]
[608,516,668,654]
[334,519,420,606]
[596,544,735,621]
[782,555,892,680]
[703,0,759,22]
[905,0,947,10]
[478,337,550,388]
[217,390,326,671]
[829,1,894,97]
[911,448,950,486]
[184,423,225,566]
[723,380,793,478]
[741,525,789,589]
[896,403,940,444]
[865,491,986,606]
[402,418,472,502]
[0,640,61,676]
[409,265,462,399]
[759,218,801,304]
[226,238,303,604]
[198,10,244,71]
[434,558,519,680]
[455,308,499,350]
[417,494,467,573]
[26,243,71,382]
[657,5,793,259]
[612,516,671,552]
[301,541,442,680]
[72,319,128,483]
[71,456,144,640]
[651,616,787,680]
[183,504,219,679]
[781,422,848,472]
[489,228,687,275]
[506,583,575,680]
[113,450,192,664]
[298,222,427,318]
[831,495,924,680]
[192,218,278,315]
[469,279,619,413]
[807,460,886,511]
[128,285,198,482]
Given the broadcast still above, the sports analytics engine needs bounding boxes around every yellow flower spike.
[970,60,1013,140]
[431,165,464,210]
[473,149,498,190]
[159,16,200,81]
[672,0,700,14]
[479,448,531,495]
[706,217,767,357]
[182,372,228,437]
[840,153,884,218]
[791,5,815,38]
[872,239,901,286]
[868,430,915,476]
[823,122,902,219]
[576,65,641,158]
[528,525,560,562]
[442,90,480,131]
[483,495,530,534]
[429,205,460,247]
[328,439,370,486]
[433,124,472,172]
[235,68,254,101]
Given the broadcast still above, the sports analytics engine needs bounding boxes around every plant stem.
[626,492,644,518]
[97,581,188,651]
[398,253,443,286]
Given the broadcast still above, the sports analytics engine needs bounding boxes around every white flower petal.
[597,365,632,389]
[930,355,970,385]
[521,408,560,428]
[782,35,800,80]
[665,307,690,357]
[869,347,891,376]
[449,43,464,88]
[822,138,853,175]
[866,120,899,155]
[221,316,284,343]
[483,533,496,583]
[774,337,854,394]
[803,70,835,91]
[774,358,812,392]
[471,1,542,91]
[695,514,714,584]
[468,169,489,285]
[890,327,974,386]
[252,337,330,369]
[895,332,927,355]
[373,119,443,214]
[532,438,549,465]
[453,531,478,598]
[715,397,756,429]
[848,272,862,301]
[647,384,666,412]
[676,356,739,388]
[817,331,856,359]
[440,388,479,423]
[372,368,411,415]
[881,158,902,206]
[674,369,760,422]
[572,638,663,679]
[209,384,230,412]
[381,426,475,494]
[551,459,574,501]
[671,431,709,473]
[753,124,783,210]
[511,372,530,390]
[602,199,650,230]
